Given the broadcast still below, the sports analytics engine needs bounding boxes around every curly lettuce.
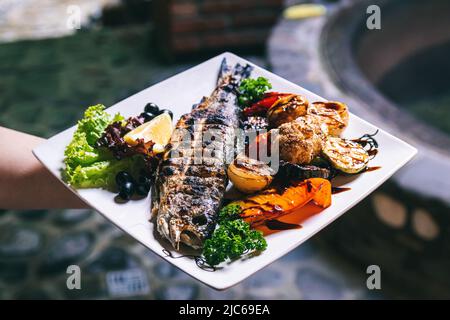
[64,131,105,169]
[63,104,135,189]
[67,157,142,189]
[76,104,124,145]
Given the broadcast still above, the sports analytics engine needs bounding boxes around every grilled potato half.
[308,101,349,136]
[228,154,275,194]
[322,136,369,174]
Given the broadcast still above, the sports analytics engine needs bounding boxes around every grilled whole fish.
[154,59,253,250]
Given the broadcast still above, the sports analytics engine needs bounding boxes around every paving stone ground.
[1,207,386,299]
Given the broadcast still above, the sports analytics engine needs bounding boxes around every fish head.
[157,215,203,250]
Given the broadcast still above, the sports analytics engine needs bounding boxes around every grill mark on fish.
[155,59,253,250]
[160,163,226,179]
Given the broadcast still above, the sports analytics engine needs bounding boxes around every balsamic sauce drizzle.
[352,129,379,159]
[331,186,351,194]
[162,249,216,272]
[265,219,302,230]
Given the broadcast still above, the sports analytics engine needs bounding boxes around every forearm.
[0,127,87,209]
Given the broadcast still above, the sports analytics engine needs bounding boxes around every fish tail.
[232,62,253,83]
[217,58,253,87]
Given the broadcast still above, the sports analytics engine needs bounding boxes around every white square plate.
[33,52,417,290]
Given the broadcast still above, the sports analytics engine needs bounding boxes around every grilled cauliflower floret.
[278,115,326,164]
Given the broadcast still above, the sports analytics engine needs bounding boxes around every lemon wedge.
[124,113,173,153]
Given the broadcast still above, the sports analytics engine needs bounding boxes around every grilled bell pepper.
[242,92,291,117]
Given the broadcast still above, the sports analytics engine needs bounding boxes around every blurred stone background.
[1,0,449,299]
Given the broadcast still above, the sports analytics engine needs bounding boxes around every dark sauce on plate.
[265,219,302,231]
[162,249,216,272]
[368,149,378,157]
[255,203,325,236]
[365,166,382,172]
[332,186,351,194]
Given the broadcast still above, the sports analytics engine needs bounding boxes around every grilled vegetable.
[242,92,290,117]
[322,136,369,174]
[233,178,332,226]
[308,101,349,136]
[267,94,308,127]
[228,154,275,194]
[277,160,331,181]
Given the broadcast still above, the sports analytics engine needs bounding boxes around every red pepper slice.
[263,92,290,98]
[243,92,291,117]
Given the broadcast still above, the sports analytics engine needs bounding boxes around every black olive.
[118,181,135,200]
[116,171,133,187]
[140,112,155,122]
[158,109,173,119]
[136,183,150,196]
[138,176,151,188]
[139,168,150,178]
[145,102,159,114]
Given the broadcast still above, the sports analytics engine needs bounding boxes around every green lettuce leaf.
[63,104,135,189]
[64,131,104,169]
[76,104,123,145]
[66,156,142,189]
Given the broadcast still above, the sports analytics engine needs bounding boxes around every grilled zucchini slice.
[322,137,369,174]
